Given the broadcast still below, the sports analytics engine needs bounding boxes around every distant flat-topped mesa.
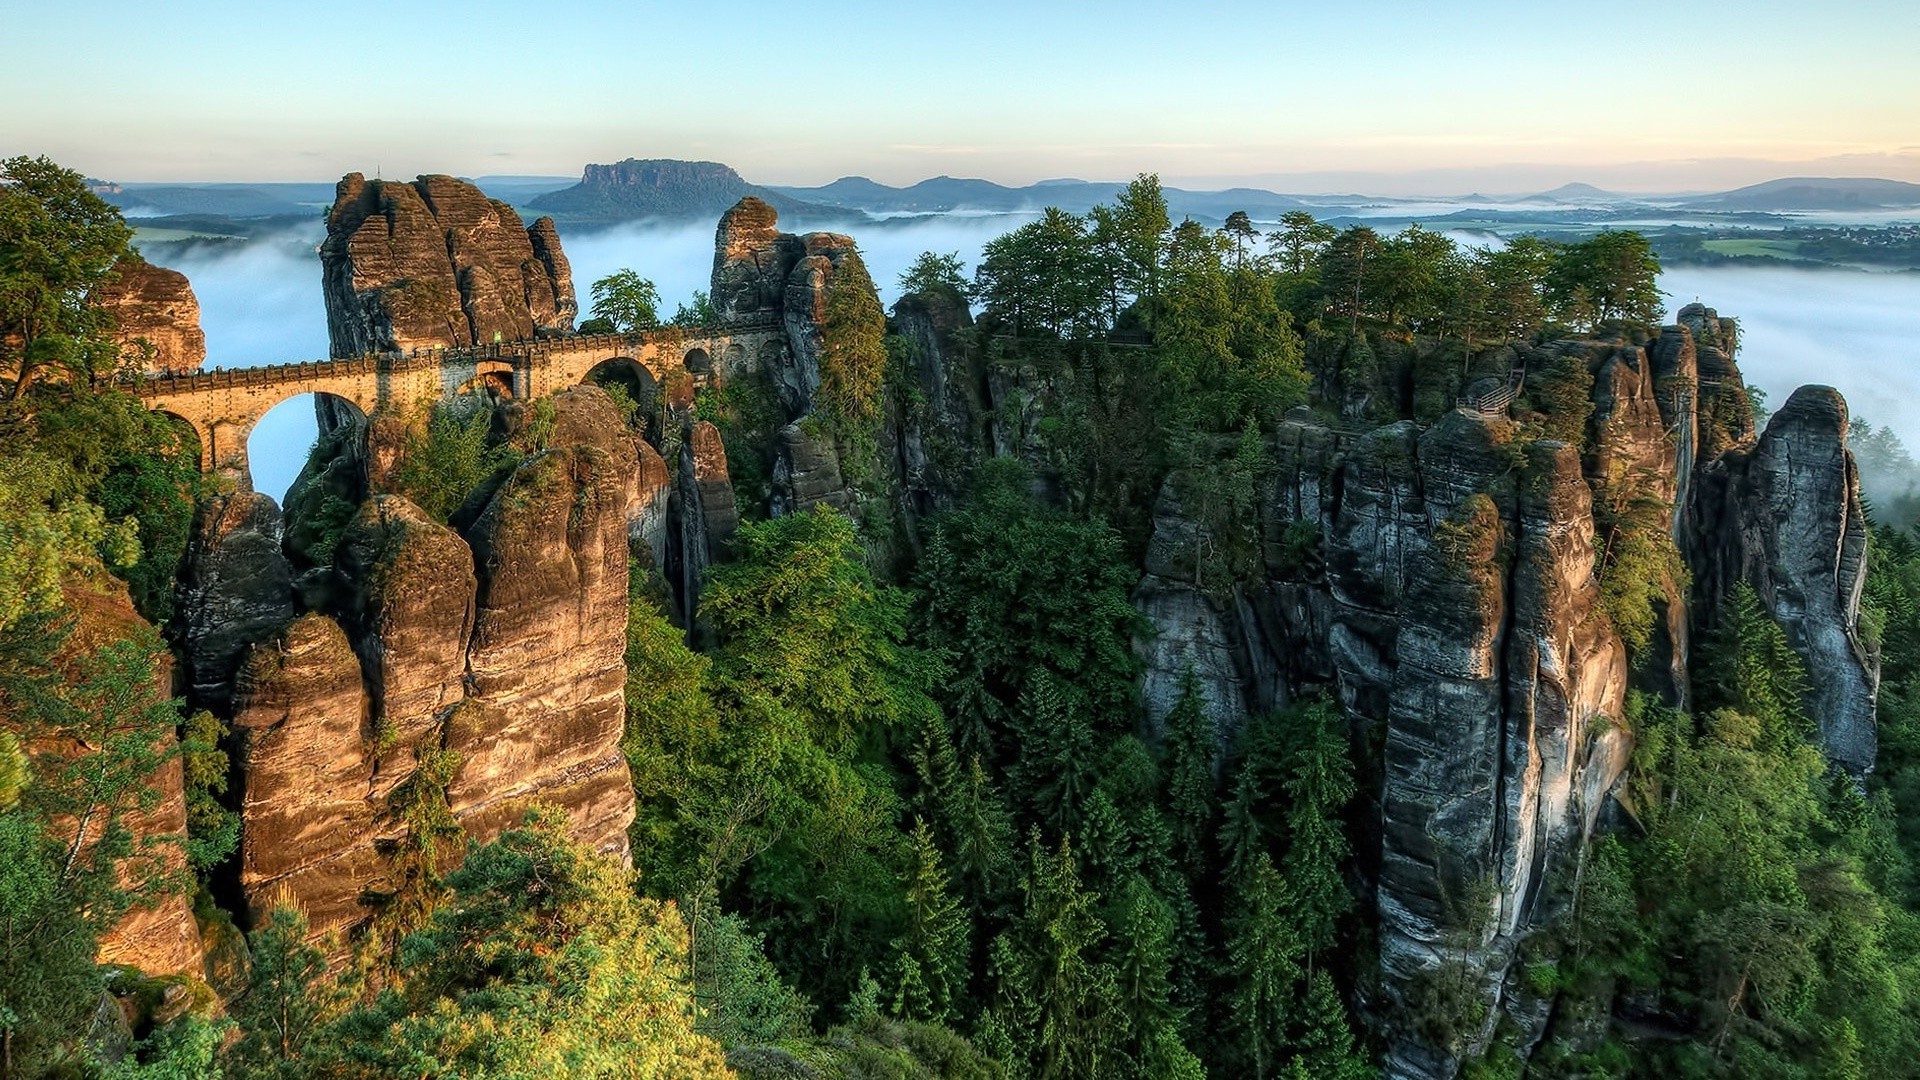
[94,254,206,373]
[529,158,832,222]
[321,173,577,356]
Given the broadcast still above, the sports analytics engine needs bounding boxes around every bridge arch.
[149,409,209,471]
[583,356,659,415]
[462,359,518,398]
[246,392,370,502]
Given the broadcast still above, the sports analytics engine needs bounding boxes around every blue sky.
[5,0,1916,192]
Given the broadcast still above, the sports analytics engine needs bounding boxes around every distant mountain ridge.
[767,174,1315,220]
[1681,176,1920,211]
[529,159,836,222]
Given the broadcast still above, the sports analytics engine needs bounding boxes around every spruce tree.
[890,819,971,1024]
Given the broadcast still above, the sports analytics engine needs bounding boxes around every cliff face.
[1693,384,1878,773]
[94,256,205,373]
[1111,314,1874,1077]
[208,386,645,939]
[320,173,576,357]
[53,580,205,978]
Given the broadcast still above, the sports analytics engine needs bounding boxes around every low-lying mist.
[144,216,1920,509]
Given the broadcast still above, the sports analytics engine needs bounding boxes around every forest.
[4,154,1920,1079]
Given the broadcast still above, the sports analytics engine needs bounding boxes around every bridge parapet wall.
[132,325,788,482]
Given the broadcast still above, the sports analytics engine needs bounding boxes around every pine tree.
[1011,833,1123,1080]
[1162,674,1219,883]
[1280,701,1356,963]
[1012,673,1099,837]
[1286,969,1372,1080]
[1224,850,1305,1079]
[227,903,341,1077]
[890,818,971,1024]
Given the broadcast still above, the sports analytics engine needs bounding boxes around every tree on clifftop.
[585,268,661,334]
[0,156,132,401]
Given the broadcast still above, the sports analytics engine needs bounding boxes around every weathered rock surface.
[771,421,852,517]
[334,496,476,784]
[321,173,576,356]
[779,232,864,417]
[709,197,875,421]
[94,256,205,373]
[1693,384,1878,773]
[225,387,644,937]
[230,613,377,937]
[48,580,205,978]
[458,389,637,860]
[889,287,988,524]
[175,491,295,714]
[677,420,739,625]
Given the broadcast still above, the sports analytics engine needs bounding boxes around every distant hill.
[529,159,836,222]
[1530,182,1622,204]
[770,175,1310,222]
[106,183,334,218]
[1684,177,1920,212]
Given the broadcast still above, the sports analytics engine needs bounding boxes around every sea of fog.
[150,216,1920,504]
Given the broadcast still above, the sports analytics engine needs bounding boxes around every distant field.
[1700,237,1812,260]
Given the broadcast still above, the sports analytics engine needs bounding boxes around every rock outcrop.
[94,256,205,373]
[888,286,988,523]
[320,173,576,357]
[51,580,205,978]
[710,197,873,421]
[457,387,637,857]
[174,491,295,715]
[222,386,644,938]
[771,421,852,517]
[677,421,739,625]
[231,614,379,935]
[1693,384,1878,773]
[1115,309,1886,1076]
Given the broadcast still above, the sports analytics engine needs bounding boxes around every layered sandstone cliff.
[54,580,206,979]
[320,173,576,356]
[211,386,650,939]
[94,256,206,373]
[1111,314,1874,1078]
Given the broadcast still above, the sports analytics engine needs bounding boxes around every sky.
[4,0,1917,194]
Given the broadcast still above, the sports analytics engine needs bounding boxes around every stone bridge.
[135,323,785,481]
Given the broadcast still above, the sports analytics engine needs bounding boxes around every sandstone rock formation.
[1693,384,1878,773]
[219,386,643,938]
[888,286,988,523]
[710,197,872,421]
[457,388,637,857]
[52,580,205,978]
[771,421,852,517]
[94,256,205,373]
[230,613,379,936]
[321,173,576,356]
[677,420,739,625]
[174,491,294,715]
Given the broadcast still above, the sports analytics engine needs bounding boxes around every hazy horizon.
[9,0,1917,197]
[60,154,1920,202]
